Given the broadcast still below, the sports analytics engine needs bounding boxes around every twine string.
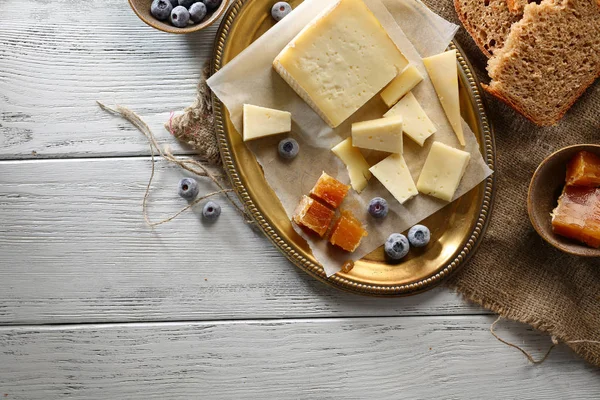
[97,101,252,226]
[98,100,600,362]
[490,316,600,364]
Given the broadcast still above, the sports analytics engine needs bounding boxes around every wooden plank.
[0,157,482,324]
[0,0,214,159]
[0,316,598,399]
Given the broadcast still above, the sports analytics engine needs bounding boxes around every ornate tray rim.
[211,0,497,296]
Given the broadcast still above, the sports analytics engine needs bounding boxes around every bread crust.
[456,0,598,125]
[454,0,493,57]
[483,71,600,126]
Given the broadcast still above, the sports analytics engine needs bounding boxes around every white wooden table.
[1,1,599,398]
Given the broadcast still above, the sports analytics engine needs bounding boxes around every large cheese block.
[351,115,403,154]
[380,65,424,107]
[242,104,291,141]
[422,50,465,146]
[369,153,418,204]
[384,92,436,146]
[331,138,372,193]
[416,141,470,201]
[273,0,408,128]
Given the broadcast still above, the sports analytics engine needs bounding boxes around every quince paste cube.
[309,172,350,209]
[566,151,600,187]
[552,186,600,248]
[329,210,368,252]
[293,195,335,237]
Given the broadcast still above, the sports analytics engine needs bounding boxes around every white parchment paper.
[208,0,493,276]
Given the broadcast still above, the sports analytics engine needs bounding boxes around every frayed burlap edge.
[448,282,600,366]
[166,64,221,166]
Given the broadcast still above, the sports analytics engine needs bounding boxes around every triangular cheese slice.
[351,116,403,154]
[243,104,291,141]
[380,65,424,108]
[422,50,465,146]
[331,138,372,193]
[369,153,418,204]
[384,92,436,146]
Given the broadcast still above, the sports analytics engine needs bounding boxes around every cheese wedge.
[331,138,372,193]
[242,104,291,141]
[369,153,418,204]
[273,0,408,128]
[416,141,470,201]
[422,50,465,146]
[380,65,424,107]
[351,116,403,154]
[384,92,436,146]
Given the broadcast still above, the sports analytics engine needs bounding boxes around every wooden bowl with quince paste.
[528,144,600,257]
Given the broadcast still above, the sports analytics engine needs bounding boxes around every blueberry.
[368,197,388,219]
[385,233,410,261]
[178,178,199,200]
[202,201,221,221]
[278,138,299,159]
[151,0,173,21]
[171,6,190,27]
[408,224,431,248]
[168,0,179,7]
[271,2,292,21]
[189,2,207,22]
[202,0,222,10]
[178,0,196,8]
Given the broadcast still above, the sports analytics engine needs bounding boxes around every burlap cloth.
[168,1,600,366]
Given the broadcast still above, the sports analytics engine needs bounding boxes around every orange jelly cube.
[309,172,350,209]
[566,151,600,187]
[552,186,600,248]
[293,195,335,237]
[329,210,368,252]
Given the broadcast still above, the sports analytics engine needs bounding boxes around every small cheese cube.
[384,92,436,146]
[243,104,291,141]
[416,141,470,201]
[369,153,418,204]
[351,116,403,154]
[423,50,465,146]
[380,65,424,107]
[273,0,408,128]
[331,138,372,193]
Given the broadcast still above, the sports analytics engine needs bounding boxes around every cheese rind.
[242,104,291,141]
[331,138,372,193]
[273,0,408,128]
[416,141,470,201]
[384,92,436,146]
[351,115,403,154]
[422,50,465,146]
[380,65,424,107]
[369,153,418,204]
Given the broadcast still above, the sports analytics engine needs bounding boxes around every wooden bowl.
[528,144,600,257]
[128,0,228,34]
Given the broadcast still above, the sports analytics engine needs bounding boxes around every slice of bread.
[483,0,600,125]
[454,0,522,56]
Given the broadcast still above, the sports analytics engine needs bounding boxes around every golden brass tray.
[211,0,496,296]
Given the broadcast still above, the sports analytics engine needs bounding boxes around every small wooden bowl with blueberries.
[129,0,227,34]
